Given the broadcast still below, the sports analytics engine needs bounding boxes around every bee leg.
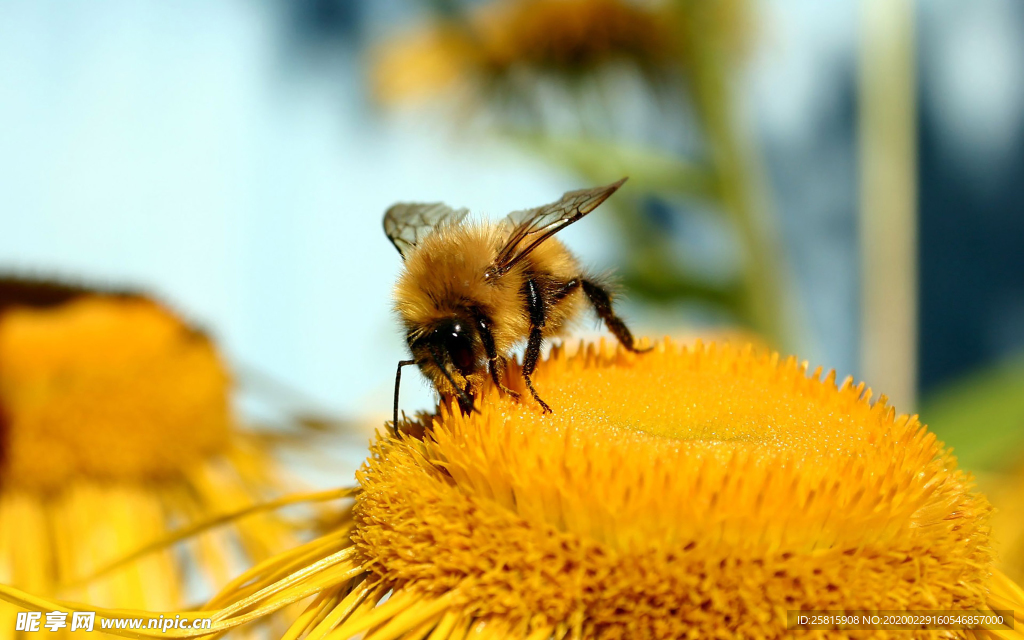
[523,278,553,413]
[522,329,551,413]
[456,389,476,416]
[472,312,520,398]
[491,362,520,397]
[490,356,520,399]
[552,278,581,302]
[581,279,652,353]
[428,346,476,415]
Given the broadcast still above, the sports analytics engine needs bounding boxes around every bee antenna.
[393,359,417,437]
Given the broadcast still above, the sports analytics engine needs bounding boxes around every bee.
[386,178,647,430]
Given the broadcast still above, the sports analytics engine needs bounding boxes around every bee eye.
[437,321,477,377]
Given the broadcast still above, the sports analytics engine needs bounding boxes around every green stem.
[675,0,790,348]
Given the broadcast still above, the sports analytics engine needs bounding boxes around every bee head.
[409,317,481,382]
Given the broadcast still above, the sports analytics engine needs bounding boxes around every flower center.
[353,341,992,636]
[0,282,231,491]
[424,343,963,553]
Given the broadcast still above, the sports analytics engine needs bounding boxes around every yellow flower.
[3,339,1023,639]
[0,277,312,638]
[372,0,679,105]
[978,467,1024,586]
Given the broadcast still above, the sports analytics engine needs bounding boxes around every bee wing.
[383,202,470,259]
[490,178,626,277]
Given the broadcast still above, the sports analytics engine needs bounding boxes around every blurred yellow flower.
[978,466,1024,586]
[373,0,679,105]
[0,278,307,638]
[13,339,1020,639]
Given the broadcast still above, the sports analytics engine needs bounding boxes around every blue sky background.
[0,0,1020,430]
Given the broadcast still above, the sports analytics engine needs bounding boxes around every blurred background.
[1,0,1022,557]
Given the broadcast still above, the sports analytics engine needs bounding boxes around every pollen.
[0,292,230,491]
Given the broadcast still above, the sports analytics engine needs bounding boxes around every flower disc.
[0,289,230,490]
[354,340,994,638]
[0,277,306,640]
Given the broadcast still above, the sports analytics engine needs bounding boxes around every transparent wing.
[490,178,627,277]
[383,202,470,259]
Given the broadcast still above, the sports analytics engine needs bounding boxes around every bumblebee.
[386,178,646,428]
